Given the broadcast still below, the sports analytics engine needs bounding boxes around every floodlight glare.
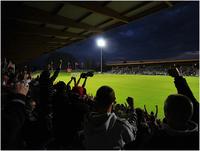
[97,38,106,47]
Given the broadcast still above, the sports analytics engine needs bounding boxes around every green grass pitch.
[33,71,199,119]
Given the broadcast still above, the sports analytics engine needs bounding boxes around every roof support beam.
[52,3,65,15]
[104,3,167,31]
[121,2,151,15]
[7,21,85,39]
[128,2,167,21]
[6,4,102,32]
[10,33,72,44]
[164,1,173,7]
[95,2,150,28]
[68,2,129,23]
[5,41,63,48]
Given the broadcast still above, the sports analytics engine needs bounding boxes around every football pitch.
[34,71,199,119]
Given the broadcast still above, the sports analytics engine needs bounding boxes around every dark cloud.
[168,51,199,60]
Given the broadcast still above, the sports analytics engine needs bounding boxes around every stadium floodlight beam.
[96,38,106,73]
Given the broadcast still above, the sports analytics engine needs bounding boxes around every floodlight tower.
[96,38,106,73]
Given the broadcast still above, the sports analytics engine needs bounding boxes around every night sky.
[56,2,199,63]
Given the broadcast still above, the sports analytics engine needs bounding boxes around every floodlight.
[96,38,106,73]
[96,38,106,47]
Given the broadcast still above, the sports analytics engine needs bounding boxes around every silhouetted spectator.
[72,73,88,97]
[145,94,198,149]
[51,80,89,149]
[35,60,62,148]
[39,68,59,113]
[83,86,137,149]
[2,82,29,149]
[168,68,199,123]
[124,107,151,149]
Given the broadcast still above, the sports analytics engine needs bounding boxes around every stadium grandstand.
[107,59,199,76]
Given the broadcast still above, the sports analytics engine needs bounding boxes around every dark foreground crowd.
[1,59,199,150]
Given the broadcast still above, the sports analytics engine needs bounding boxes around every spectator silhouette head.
[72,86,85,97]
[95,86,116,113]
[164,94,193,129]
[54,81,67,95]
[135,108,146,123]
[40,70,50,80]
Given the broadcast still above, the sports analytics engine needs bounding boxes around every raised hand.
[71,77,75,80]
[15,82,29,96]
[126,97,134,109]
[168,67,181,77]
[144,105,148,114]
[59,59,63,69]
[155,105,158,118]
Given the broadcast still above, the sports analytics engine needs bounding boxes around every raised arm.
[76,76,81,87]
[121,97,137,144]
[50,60,62,82]
[169,68,197,101]
[2,82,29,149]
[67,77,76,87]
[76,72,85,87]
[168,67,199,123]
[72,77,77,87]
[155,105,158,118]
[50,68,60,82]
[144,105,148,114]
[82,77,88,88]
[126,97,134,110]
[67,77,73,86]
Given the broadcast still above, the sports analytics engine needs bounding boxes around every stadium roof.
[2,1,179,63]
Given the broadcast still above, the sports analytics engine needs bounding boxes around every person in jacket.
[36,60,62,148]
[168,67,199,123]
[39,60,62,114]
[83,86,137,149]
[145,94,198,149]
[2,82,29,149]
[144,68,199,150]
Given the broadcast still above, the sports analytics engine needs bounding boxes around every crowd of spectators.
[1,58,199,150]
[110,64,199,76]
